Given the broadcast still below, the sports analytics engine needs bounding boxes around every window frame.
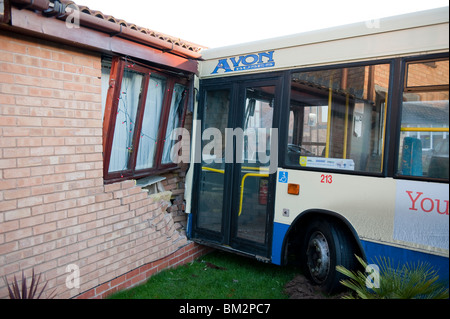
[283,59,394,177]
[103,56,190,183]
[404,58,449,92]
[395,55,449,182]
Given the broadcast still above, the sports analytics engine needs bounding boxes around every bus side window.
[398,58,449,180]
[287,63,390,174]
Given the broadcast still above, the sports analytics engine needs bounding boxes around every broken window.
[102,57,189,183]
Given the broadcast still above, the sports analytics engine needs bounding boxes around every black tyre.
[301,218,357,294]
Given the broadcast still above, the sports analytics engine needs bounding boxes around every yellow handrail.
[380,92,388,172]
[401,127,449,132]
[343,94,349,159]
[238,173,269,216]
[325,85,333,158]
[201,166,270,217]
[201,167,224,174]
[242,166,269,172]
[201,166,269,173]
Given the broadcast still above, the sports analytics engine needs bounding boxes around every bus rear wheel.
[301,218,356,294]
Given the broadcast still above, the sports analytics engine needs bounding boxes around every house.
[1,0,210,299]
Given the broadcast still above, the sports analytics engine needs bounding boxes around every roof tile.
[71,2,205,52]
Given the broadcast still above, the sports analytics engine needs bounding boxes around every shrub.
[336,255,449,299]
[4,268,56,299]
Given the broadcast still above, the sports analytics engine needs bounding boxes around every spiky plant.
[336,255,449,299]
[4,268,56,299]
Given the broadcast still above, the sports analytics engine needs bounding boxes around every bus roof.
[199,6,449,78]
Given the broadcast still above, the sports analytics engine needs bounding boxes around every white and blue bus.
[185,7,449,293]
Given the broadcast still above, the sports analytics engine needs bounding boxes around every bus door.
[192,78,281,258]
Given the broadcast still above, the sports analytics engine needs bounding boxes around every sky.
[77,0,449,48]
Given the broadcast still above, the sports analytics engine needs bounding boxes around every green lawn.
[108,250,298,299]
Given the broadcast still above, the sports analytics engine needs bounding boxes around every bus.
[184,7,449,293]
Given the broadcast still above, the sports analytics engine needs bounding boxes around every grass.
[108,250,299,299]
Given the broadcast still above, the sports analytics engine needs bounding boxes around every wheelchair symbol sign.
[278,171,288,183]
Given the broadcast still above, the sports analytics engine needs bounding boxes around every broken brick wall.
[0,30,202,299]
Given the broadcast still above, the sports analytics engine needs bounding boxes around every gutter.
[11,0,51,11]
[8,0,203,60]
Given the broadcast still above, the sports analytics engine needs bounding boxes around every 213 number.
[320,174,333,184]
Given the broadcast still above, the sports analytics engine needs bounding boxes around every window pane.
[196,89,230,233]
[162,83,186,164]
[398,91,449,179]
[135,74,167,170]
[406,60,449,87]
[108,68,144,173]
[237,86,274,244]
[287,64,390,173]
[242,88,274,165]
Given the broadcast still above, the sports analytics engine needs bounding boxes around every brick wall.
[0,31,203,299]
[74,242,211,299]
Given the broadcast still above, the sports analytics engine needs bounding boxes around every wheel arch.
[280,209,366,266]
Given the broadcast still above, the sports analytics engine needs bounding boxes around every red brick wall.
[75,242,212,299]
[0,31,202,299]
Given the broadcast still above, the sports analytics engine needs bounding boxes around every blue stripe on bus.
[271,222,449,284]
[361,240,449,284]
[271,222,290,265]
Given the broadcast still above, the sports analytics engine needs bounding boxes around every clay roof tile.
[74,3,205,52]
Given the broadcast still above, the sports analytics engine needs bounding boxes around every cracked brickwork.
[0,30,203,299]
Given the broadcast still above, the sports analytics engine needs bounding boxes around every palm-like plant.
[336,255,449,299]
[4,268,56,299]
